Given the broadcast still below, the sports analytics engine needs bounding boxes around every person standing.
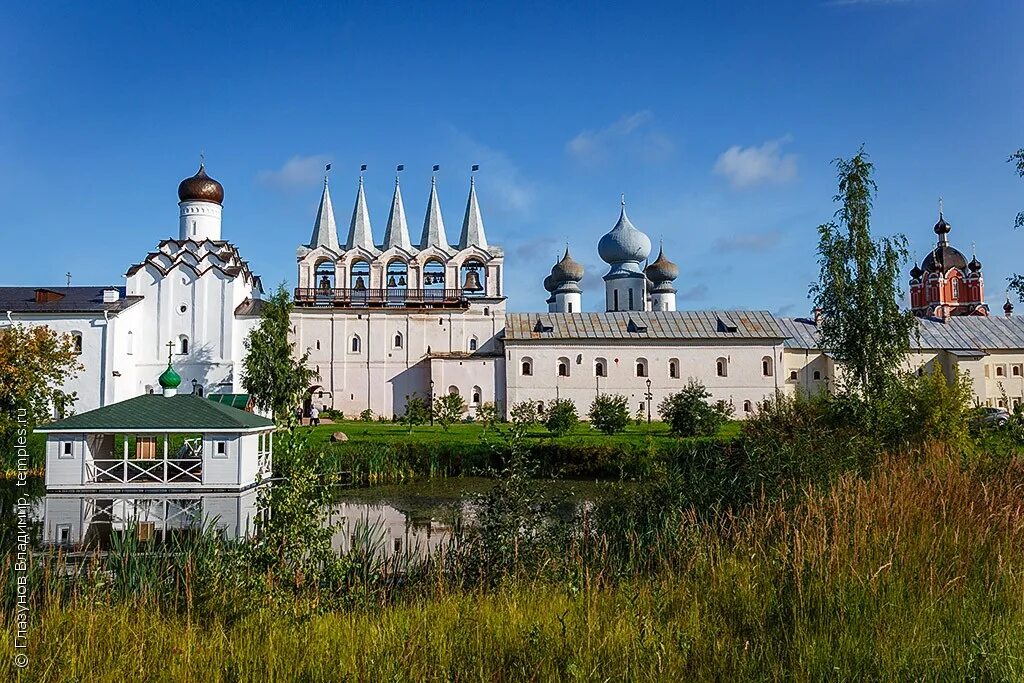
[310,405,320,426]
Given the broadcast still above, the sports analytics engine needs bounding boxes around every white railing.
[85,458,202,485]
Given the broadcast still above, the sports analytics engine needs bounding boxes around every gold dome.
[178,164,224,205]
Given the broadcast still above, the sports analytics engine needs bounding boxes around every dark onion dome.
[645,245,679,283]
[921,244,968,274]
[968,255,982,272]
[178,164,224,205]
[1005,298,1014,315]
[543,273,556,293]
[910,262,923,280]
[551,247,585,283]
[934,214,951,235]
[598,202,652,264]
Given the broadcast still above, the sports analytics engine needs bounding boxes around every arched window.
[70,332,83,355]
[448,385,460,397]
[521,358,533,376]
[315,340,321,350]
[743,400,752,413]
[350,335,361,353]
[716,357,728,378]
[669,358,679,379]
[471,386,482,406]
[812,370,821,380]
[952,278,960,298]
[393,332,403,349]
[635,358,648,378]
[1014,365,1022,377]
[557,357,570,377]
[996,365,1005,377]
[179,335,189,355]
[594,358,607,377]
[423,258,446,292]
[468,337,478,351]
[762,356,774,377]
[349,259,371,291]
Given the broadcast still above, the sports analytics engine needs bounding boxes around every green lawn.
[304,419,740,447]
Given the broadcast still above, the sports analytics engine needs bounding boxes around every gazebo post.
[122,435,129,483]
[163,433,168,483]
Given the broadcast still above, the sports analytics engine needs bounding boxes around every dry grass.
[5,449,1024,681]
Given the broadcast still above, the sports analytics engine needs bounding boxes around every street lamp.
[644,378,653,424]
[191,378,198,395]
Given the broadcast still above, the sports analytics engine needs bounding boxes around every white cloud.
[713,137,798,190]
[257,154,331,190]
[444,127,534,215]
[677,284,709,301]
[567,111,674,165]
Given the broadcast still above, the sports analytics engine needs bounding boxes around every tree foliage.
[401,394,430,432]
[588,393,630,435]
[658,380,732,438]
[1008,148,1024,301]
[809,149,915,399]
[544,398,579,436]
[509,401,539,429]
[476,401,499,432]
[0,324,81,451]
[432,392,467,431]
[242,285,317,420]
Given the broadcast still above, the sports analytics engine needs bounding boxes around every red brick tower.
[909,205,988,319]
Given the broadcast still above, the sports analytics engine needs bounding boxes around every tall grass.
[4,447,1024,680]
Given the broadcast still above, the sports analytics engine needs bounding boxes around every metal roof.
[779,315,1024,352]
[505,311,786,342]
[0,287,143,314]
[36,394,275,433]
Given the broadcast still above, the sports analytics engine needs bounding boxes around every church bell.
[353,276,366,291]
[462,268,483,292]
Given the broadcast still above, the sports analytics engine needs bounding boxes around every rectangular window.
[567,302,573,313]
[60,441,74,459]
[214,441,228,458]
[56,524,72,544]
[628,288,634,310]
[613,290,619,311]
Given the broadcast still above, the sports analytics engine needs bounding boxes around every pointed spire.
[346,176,376,251]
[382,174,413,251]
[308,173,341,252]
[458,175,488,250]
[419,175,449,250]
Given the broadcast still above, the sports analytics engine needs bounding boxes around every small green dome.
[158,363,181,389]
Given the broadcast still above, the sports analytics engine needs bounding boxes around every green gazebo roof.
[35,394,275,433]
[207,393,251,409]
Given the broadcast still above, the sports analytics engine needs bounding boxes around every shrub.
[401,394,430,432]
[359,408,374,422]
[544,398,578,436]
[589,394,630,435]
[433,392,467,431]
[658,380,732,437]
[477,401,499,432]
[509,401,539,429]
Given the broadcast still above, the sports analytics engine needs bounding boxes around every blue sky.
[1,0,1021,314]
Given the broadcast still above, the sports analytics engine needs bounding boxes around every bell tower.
[177,161,224,242]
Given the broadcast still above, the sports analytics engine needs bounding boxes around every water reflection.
[25,487,459,558]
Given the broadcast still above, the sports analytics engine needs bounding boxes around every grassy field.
[305,419,741,447]
[6,449,1023,681]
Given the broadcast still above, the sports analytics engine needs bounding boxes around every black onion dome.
[543,273,556,293]
[921,245,968,274]
[968,255,982,272]
[645,245,679,282]
[178,164,224,204]
[910,262,923,280]
[934,214,951,236]
[551,248,585,283]
[1005,298,1014,314]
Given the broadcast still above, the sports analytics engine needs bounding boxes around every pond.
[2,477,619,558]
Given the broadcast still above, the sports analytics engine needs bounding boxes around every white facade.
[0,165,262,415]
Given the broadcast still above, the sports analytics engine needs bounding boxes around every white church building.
[0,164,264,413]
[6,163,1024,422]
